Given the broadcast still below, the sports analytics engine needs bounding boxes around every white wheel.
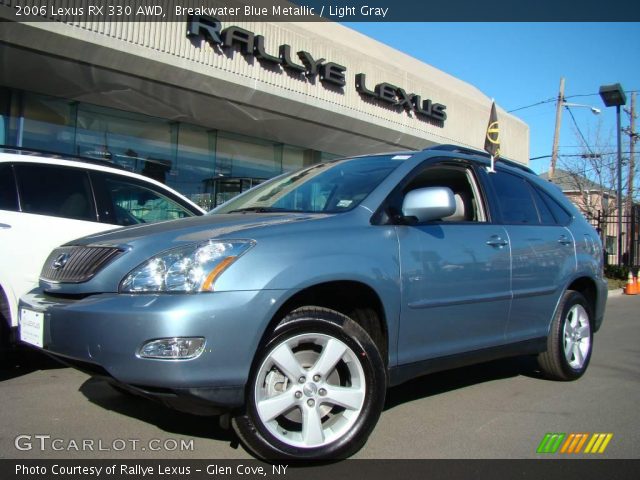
[254,332,366,449]
[562,303,591,370]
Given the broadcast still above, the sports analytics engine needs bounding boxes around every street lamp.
[599,83,627,266]
[563,103,601,115]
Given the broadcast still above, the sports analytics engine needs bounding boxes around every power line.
[508,90,640,113]
[558,144,620,148]
[557,155,639,179]
[565,106,596,156]
[508,98,555,113]
[533,154,639,182]
[530,152,635,161]
[566,90,639,99]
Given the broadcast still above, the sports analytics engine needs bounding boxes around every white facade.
[0,11,529,162]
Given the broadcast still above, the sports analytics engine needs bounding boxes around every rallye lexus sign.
[186,16,447,124]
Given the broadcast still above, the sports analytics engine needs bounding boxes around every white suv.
[0,150,205,347]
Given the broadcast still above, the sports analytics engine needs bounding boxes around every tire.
[0,317,10,349]
[232,307,386,460]
[0,319,11,360]
[538,290,593,381]
[0,290,13,354]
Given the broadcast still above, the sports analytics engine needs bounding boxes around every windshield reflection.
[212,155,407,214]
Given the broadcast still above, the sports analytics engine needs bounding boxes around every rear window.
[537,187,572,225]
[529,185,556,225]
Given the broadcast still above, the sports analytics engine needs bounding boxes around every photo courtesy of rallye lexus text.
[18,145,607,460]
[15,463,197,476]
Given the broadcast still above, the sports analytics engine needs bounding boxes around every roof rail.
[429,144,490,157]
[427,144,535,175]
[0,145,127,170]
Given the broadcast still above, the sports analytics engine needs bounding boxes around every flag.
[484,101,500,158]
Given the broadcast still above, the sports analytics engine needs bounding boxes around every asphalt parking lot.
[1,293,638,460]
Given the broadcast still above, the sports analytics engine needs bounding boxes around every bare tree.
[557,118,622,221]
[556,112,640,265]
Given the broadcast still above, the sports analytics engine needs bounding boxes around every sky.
[344,22,640,174]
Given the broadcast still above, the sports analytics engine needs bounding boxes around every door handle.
[486,236,508,247]
[0,223,11,229]
[558,235,572,246]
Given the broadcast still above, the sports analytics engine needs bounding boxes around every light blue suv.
[19,145,607,460]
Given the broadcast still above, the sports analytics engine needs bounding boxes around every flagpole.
[488,155,495,173]
[484,99,499,174]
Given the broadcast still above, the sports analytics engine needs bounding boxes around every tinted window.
[0,164,19,211]
[490,171,539,224]
[529,185,556,225]
[537,188,572,225]
[15,164,96,221]
[100,175,195,226]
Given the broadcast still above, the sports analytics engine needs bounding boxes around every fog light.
[138,337,206,360]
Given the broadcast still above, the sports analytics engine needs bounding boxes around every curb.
[607,289,626,298]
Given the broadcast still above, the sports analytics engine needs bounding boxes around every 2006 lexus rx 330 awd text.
[19,145,607,460]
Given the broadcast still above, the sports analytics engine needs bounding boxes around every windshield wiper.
[227,207,296,214]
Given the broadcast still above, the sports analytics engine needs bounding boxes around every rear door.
[485,170,576,342]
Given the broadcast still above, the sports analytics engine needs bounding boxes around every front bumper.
[19,288,289,411]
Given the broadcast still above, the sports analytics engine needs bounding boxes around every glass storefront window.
[322,152,341,162]
[75,104,173,181]
[21,94,75,154]
[282,145,306,172]
[216,132,280,179]
[170,124,215,209]
[2,90,338,209]
[0,88,9,146]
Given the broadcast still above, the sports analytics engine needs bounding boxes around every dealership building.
[0,8,529,208]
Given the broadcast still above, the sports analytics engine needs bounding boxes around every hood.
[41,212,330,295]
[69,212,326,248]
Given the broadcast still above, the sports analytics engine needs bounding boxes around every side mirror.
[402,186,456,223]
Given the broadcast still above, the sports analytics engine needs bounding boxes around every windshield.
[211,154,409,214]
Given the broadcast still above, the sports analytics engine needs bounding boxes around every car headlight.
[120,240,254,293]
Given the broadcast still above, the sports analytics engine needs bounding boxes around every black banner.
[1,0,640,22]
[3,460,640,480]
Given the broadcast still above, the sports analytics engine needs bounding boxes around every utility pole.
[549,77,565,181]
[626,93,637,265]
[627,92,637,213]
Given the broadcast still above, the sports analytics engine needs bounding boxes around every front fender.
[216,225,402,366]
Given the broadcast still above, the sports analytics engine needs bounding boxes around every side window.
[490,171,540,224]
[0,164,19,211]
[14,164,96,221]
[98,174,194,226]
[529,185,556,225]
[537,188,572,225]
[400,164,486,223]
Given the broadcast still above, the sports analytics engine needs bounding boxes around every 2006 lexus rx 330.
[19,145,607,460]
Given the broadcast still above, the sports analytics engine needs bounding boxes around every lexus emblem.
[52,253,70,270]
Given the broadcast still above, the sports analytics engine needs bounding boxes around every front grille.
[40,246,122,283]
